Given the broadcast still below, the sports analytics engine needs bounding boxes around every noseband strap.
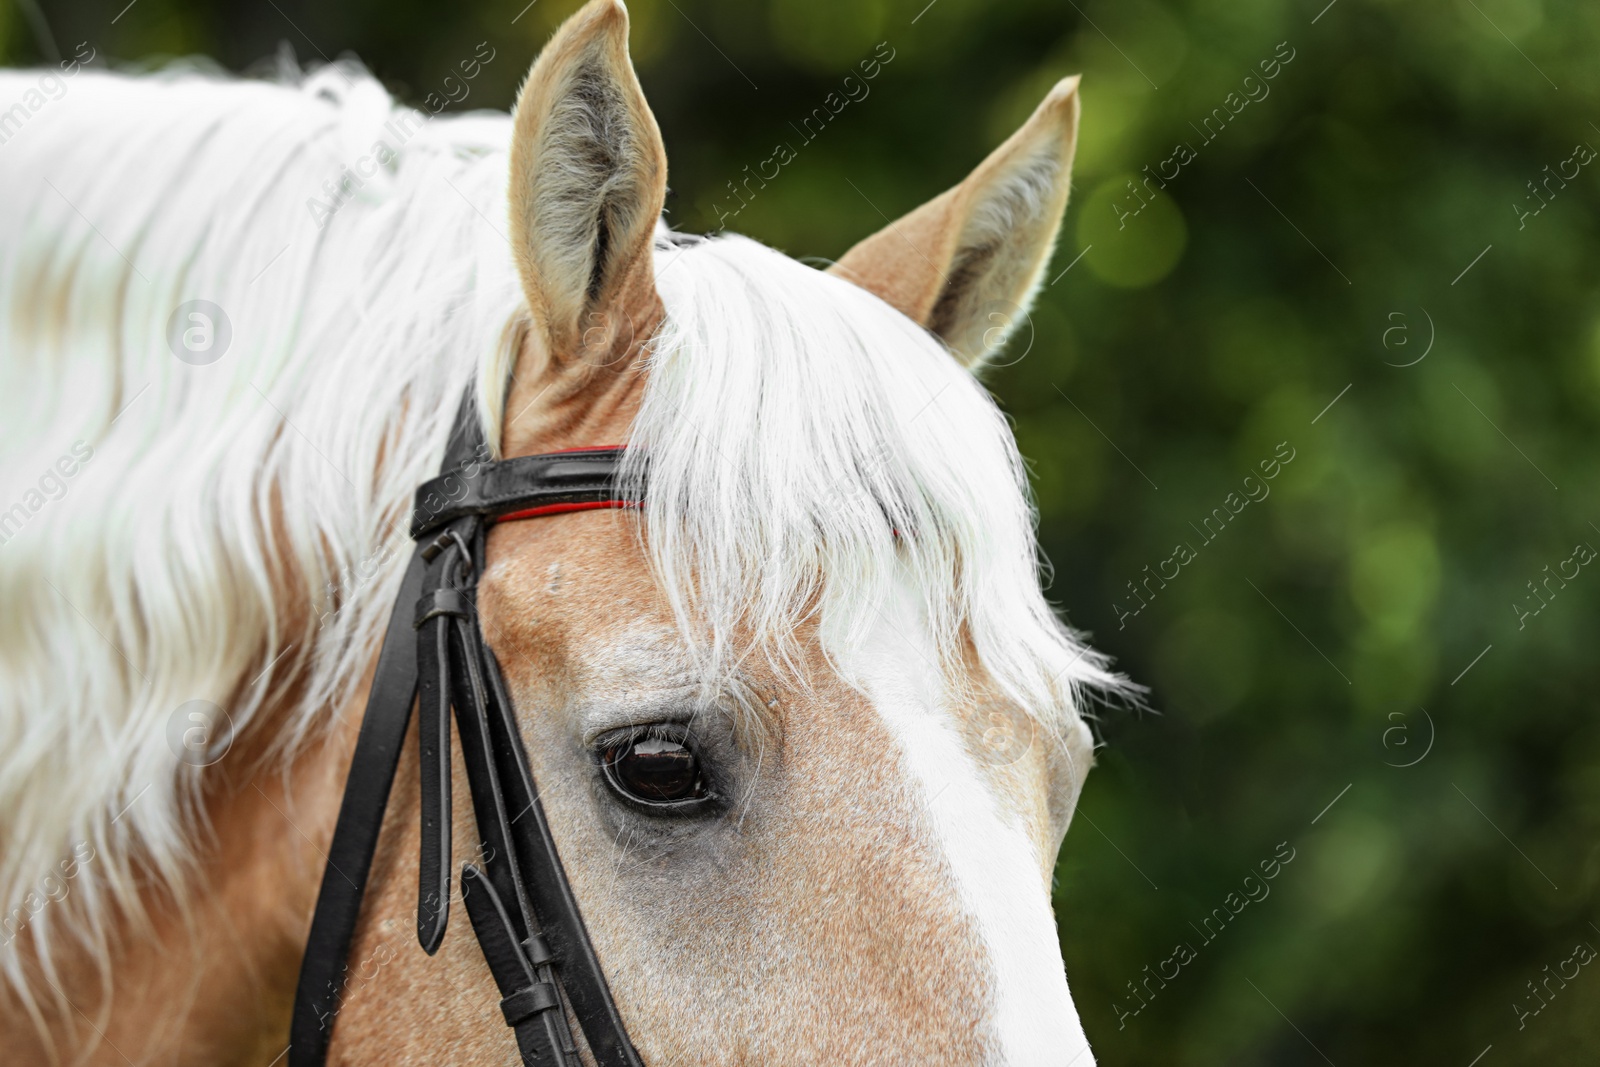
[288,395,645,1067]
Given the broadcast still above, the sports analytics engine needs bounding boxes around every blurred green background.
[6,0,1598,1061]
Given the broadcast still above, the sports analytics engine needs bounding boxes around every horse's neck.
[0,694,364,1064]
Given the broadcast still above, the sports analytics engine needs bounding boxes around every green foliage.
[10,0,1598,1059]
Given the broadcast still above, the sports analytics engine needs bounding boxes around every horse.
[0,1,1126,1062]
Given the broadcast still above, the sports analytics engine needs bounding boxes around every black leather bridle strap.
[476,642,642,1067]
[418,517,642,1067]
[412,448,634,539]
[289,399,644,1067]
[290,398,489,1067]
[461,863,576,1066]
[413,525,463,954]
[288,544,426,1066]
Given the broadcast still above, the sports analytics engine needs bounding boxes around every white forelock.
[617,232,1123,714]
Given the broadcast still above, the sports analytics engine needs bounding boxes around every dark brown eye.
[601,733,710,807]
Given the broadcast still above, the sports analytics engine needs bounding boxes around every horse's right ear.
[509,0,666,365]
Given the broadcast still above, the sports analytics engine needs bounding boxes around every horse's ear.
[829,76,1081,369]
[509,0,666,363]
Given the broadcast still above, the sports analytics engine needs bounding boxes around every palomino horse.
[0,1,1125,1062]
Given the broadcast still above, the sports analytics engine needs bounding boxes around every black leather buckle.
[500,982,562,1026]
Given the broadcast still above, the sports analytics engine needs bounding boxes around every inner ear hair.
[509,0,667,361]
[830,76,1081,370]
[930,147,1067,356]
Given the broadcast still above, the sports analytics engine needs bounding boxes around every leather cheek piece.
[290,394,645,1067]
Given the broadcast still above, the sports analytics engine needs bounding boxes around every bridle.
[289,392,646,1067]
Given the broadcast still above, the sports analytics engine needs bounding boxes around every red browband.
[493,444,634,525]
[495,499,639,524]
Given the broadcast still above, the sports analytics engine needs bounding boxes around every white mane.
[0,60,1121,1021]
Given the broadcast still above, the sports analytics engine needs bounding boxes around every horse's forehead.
[482,510,1064,820]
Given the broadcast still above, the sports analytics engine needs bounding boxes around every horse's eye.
[601,734,709,806]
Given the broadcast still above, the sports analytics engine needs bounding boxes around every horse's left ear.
[829,76,1081,368]
[509,0,666,363]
